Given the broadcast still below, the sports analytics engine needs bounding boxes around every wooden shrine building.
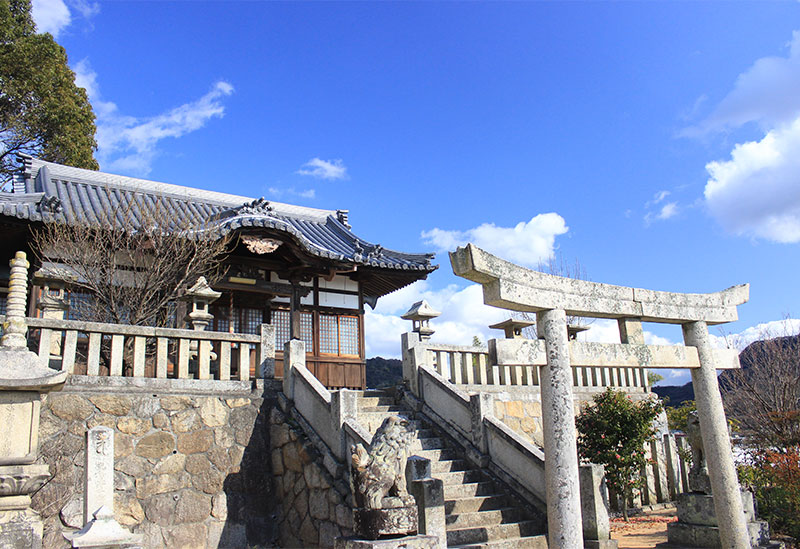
[0,156,437,389]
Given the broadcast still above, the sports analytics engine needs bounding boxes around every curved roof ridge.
[23,156,336,221]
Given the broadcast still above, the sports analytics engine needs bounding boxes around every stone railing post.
[580,464,617,549]
[282,339,305,401]
[331,389,358,460]
[537,308,584,549]
[406,456,446,547]
[401,332,423,396]
[683,321,749,549]
[469,392,493,455]
[663,433,681,500]
[259,324,275,379]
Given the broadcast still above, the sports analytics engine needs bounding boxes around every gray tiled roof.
[1,157,437,272]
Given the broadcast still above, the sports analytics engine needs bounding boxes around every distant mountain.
[718,334,799,390]
[653,334,800,407]
[366,357,402,389]
[652,382,694,407]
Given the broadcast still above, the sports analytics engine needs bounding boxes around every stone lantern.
[181,276,221,332]
[567,325,589,340]
[488,318,533,339]
[0,252,67,548]
[33,268,69,361]
[401,300,440,341]
[180,277,222,366]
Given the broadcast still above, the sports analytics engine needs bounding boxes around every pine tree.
[0,0,97,184]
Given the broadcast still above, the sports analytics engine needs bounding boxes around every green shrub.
[576,388,662,520]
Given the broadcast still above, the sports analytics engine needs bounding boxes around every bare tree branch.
[721,319,800,449]
[31,188,233,328]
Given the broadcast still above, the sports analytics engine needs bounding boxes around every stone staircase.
[355,389,548,548]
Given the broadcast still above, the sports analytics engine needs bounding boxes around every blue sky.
[32,1,800,385]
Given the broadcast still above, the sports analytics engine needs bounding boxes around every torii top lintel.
[450,244,749,326]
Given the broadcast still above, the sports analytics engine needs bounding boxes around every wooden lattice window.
[320,313,360,357]
[273,309,313,350]
[213,306,261,334]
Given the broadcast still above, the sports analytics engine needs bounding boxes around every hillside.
[365,357,403,389]
[652,382,695,407]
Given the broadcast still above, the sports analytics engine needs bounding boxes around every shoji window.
[319,313,360,357]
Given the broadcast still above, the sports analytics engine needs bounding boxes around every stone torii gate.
[450,244,751,549]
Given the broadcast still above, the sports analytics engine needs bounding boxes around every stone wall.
[269,405,354,548]
[492,390,653,449]
[32,376,277,548]
[493,396,544,447]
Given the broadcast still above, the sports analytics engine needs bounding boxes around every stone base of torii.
[450,244,752,549]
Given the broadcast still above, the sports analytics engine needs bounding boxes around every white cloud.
[710,317,800,350]
[365,281,510,358]
[297,158,347,180]
[657,202,678,220]
[31,0,99,38]
[704,117,800,243]
[688,31,800,135]
[421,213,568,267]
[73,60,234,176]
[681,30,800,243]
[32,0,71,37]
[69,0,99,20]
[643,190,679,225]
[267,187,316,200]
[651,190,671,205]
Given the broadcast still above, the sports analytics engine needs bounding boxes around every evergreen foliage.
[576,388,662,520]
[665,399,696,432]
[0,0,97,184]
[365,357,402,389]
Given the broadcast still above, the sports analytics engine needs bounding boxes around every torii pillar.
[451,243,751,549]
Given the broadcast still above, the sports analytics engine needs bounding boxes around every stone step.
[445,496,509,515]
[359,405,408,413]
[353,389,392,398]
[357,396,396,408]
[415,448,461,462]
[445,507,528,529]
[450,534,549,549]
[412,437,447,451]
[432,459,470,474]
[358,412,417,433]
[435,469,487,486]
[446,520,542,547]
[444,481,498,499]
[413,428,435,439]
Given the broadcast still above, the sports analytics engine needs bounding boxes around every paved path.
[611,507,677,549]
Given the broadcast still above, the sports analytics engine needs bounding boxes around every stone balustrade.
[0,315,274,382]
[281,339,370,465]
[418,339,649,392]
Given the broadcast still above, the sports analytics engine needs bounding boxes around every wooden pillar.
[290,285,302,340]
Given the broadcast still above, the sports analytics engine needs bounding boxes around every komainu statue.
[350,416,417,539]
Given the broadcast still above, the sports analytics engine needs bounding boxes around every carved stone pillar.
[0,252,67,549]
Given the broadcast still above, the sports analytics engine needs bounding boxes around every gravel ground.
[611,508,677,549]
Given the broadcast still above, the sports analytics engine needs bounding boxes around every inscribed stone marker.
[84,426,114,525]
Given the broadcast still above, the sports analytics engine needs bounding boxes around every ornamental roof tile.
[1,157,437,273]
